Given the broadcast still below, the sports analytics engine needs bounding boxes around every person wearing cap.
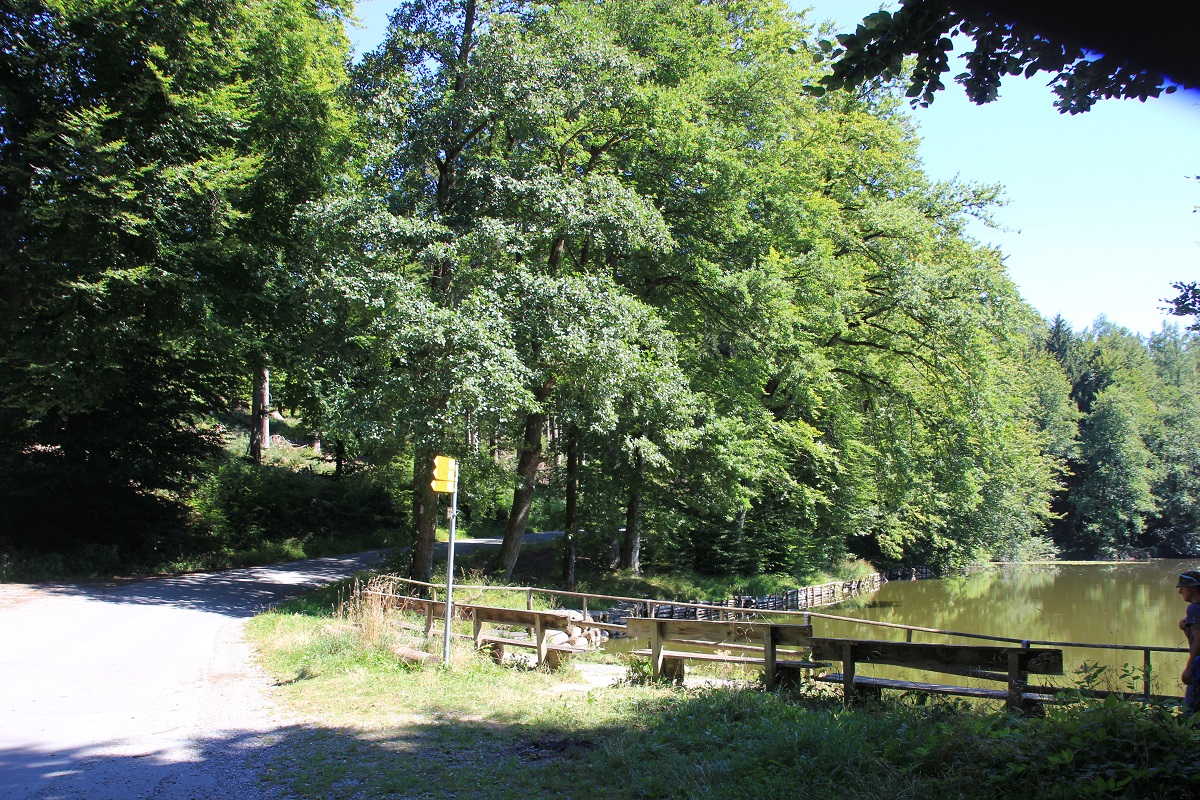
[1177,570,1200,712]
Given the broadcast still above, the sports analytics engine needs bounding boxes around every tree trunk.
[410,450,439,586]
[562,427,579,590]
[249,361,269,464]
[621,445,645,574]
[334,438,345,477]
[735,506,748,571]
[434,0,477,216]
[548,234,566,272]
[495,403,547,580]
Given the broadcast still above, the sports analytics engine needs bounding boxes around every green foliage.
[1042,318,1200,559]
[189,460,406,552]
[0,0,354,549]
[13,0,1189,580]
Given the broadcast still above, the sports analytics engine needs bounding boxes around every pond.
[812,560,1197,696]
[608,560,1198,697]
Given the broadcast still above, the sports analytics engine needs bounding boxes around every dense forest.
[2,0,1197,581]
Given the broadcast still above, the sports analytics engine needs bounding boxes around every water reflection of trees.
[825,562,1195,687]
[838,565,1184,641]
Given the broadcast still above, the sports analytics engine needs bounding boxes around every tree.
[814,0,1200,113]
[1167,282,1200,331]
[1067,388,1156,557]
[0,0,354,549]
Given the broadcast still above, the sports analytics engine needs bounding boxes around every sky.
[346,1,1200,337]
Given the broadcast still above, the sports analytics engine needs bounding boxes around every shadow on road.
[24,551,390,618]
[0,712,620,800]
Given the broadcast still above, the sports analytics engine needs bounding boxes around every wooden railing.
[372,574,1188,702]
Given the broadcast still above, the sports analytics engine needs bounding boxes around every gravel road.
[0,551,387,800]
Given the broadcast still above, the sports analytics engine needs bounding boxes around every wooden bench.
[384,595,592,669]
[809,637,1064,712]
[625,617,826,689]
[468,604,592,669]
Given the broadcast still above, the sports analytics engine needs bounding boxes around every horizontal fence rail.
[374,573,1188,701]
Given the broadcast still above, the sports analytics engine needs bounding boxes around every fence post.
[1144,649,1152,702]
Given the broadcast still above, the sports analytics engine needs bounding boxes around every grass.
[247,578,1200,800]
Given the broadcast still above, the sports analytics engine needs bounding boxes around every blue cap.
[1176,570,1200,588]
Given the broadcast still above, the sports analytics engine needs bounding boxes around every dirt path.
[0,551,386,799]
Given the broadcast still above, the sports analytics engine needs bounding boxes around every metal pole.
[442,485,459,666]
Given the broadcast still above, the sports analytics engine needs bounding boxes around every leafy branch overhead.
[811,0,1200,113]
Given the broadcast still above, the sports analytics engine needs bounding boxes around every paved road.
[0,532,565,799]
[0,551,388,800]
[437,530,563,557]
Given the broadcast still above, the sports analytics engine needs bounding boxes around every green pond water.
[817,560,1196,695]
[615,560,1199,697]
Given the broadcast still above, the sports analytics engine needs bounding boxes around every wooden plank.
[472,608,484,648]
[629,649,827,669]
[817,673,1057,704]
[651,619,664,679]
[629,648,825,668]
[479,636,533,648]
[631,648,766,665]
[663,638,810,657]
[1007,651,1025,711]
[469,604,576,627]
[625,617,812,647]
[478,636,588,654]
[763,625,777,691]
[842,642,856,702]
[808,638,1063,675]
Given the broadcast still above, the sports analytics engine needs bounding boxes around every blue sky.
[346,1,1200,337]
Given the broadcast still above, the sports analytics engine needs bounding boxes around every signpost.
[431,455,459,666]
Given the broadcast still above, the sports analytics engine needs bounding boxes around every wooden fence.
[373,572,1187,701]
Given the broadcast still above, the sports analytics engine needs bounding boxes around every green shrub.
[189,460,406,550]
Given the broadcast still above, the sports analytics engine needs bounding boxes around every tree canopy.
[2,0,1194,577]
[814,0,1200,113]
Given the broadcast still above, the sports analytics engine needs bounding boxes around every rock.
[546,630,570,646]
[567,625,583,638]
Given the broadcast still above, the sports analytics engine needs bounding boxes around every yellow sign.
[432,455,458,493]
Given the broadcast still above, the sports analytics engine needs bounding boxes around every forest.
[2,0,1198,582]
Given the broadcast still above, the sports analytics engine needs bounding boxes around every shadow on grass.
[7,681,1197,799]
[0,715,629,800]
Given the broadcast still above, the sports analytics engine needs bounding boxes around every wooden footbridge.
[369,575,1190,710]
